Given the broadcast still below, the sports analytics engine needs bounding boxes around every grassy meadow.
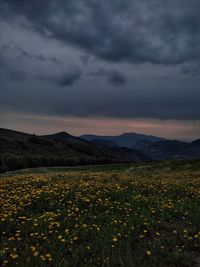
[1,161,200,266]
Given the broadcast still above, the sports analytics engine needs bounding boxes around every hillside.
[43,132,87,144]
[0,128,146,172]
[91,139,118,147]
[81,132,200,160]
[1,128,199,172]
[135,139,200,160]
[80,132,166,148]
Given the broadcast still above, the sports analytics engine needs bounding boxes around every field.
[1,161,200,267]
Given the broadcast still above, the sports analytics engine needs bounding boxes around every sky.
[0,0,200,140]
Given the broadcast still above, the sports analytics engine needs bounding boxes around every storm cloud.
[1,0,200,65]
[90,68,128,86]
[0,0,200,138]
[57,69,82,86]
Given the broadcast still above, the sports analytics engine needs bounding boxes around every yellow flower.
[33,251,39,257]
[11,254,18,259]
[146,250,151,256]
[112,237,118,242]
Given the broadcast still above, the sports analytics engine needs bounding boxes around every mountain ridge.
[80,132,167,148]
[1,128,199,173]
[0,128,146,172]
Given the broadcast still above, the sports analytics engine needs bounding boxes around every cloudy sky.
[0,0,200,140]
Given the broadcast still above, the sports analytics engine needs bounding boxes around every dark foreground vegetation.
[1,160,200,267]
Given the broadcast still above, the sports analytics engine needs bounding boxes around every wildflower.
[146,250,152,256]
[33,251,39,256]
[11,254,18,259]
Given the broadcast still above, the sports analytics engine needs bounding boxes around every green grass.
[2,158,200,177]
[0,163,136,177]
[1,160,200,266]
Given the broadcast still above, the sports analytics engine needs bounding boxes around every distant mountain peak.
[51,131,71,135]
[80,132,166,148]
[42,131,83,144]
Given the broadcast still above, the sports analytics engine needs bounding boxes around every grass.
[1,160,200,266]
[0,163,135,177]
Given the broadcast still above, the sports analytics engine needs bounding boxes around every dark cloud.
[57,69,82,86]
[0,0,200,126]
[80,55,90,66]
[36,69,82,86]
[8,70,27,81]
[90,68,127,86]
[180,63,200,77]
[1,0,200,65]
[0,54,26,83]
[8,43,65,65]
[108,71,128,86]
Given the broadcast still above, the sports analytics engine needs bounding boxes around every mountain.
[43,131,87,145]
[43,131,147,162]
[135,139,200,160]
[1,128,199,173]
[81,132,200,160]
[0,128,146,172]
[91,139,118,147]
[0,128,32,141]
[191,139,200,146]
[80,132,166,148]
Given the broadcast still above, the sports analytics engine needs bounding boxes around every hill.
[90,139,118,147]
[1,128,199,172]
[80,132,166,148]
[0,128,146,172]
[135,139,200,160]
[81,133,200,160]
[43,131,87,144]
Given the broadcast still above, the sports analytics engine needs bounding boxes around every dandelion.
[33,251,39,257]
[11,254,18,259]
[146,250,152,256]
